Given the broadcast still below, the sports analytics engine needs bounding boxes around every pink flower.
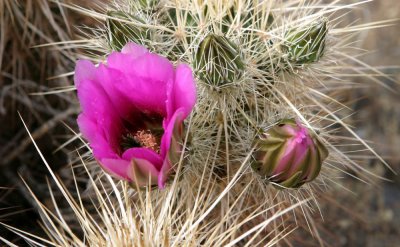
[74,43,196,188]
[252,119,328,188]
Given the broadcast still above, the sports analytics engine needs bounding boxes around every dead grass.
[0,0,101,244]
[289,1,400,246]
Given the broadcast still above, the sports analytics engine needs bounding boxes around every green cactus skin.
[106,11,151,51]
[138,0,159,10]
[158,7,196,61]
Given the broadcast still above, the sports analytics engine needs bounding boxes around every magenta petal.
[160,110,183,158]
[107,52,136,71]
[107,50,174,85]
[130,53,174,83]
[96,64,141,121]
[74,60,96,88]
[288,140,310,173]
[122,147,163,170]
[115,73,168,115]
[100,158,132,180]
[158,161,169,189]
[128,158,160,186]
[274,139,297,176]
[107,43,178,115]
[167,64,197,121]
[121,42,148,57]
[108,47,174,115]
[76,78,123,148]
[158,110,184,188]
[76,78,114,121]
[77,113,98,143]
[158,153,178,189]
[77,114,119,160]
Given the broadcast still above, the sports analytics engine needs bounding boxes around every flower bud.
[284,18,327,64]
[195,34,244,86]
[106,11,151,51]
[252,119,328,188]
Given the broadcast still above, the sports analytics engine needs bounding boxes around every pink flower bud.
[252,119,328,188]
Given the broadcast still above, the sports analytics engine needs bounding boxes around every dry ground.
[291,0,400,246]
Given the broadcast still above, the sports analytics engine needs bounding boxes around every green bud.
[252,119,328,189]
[195,34,244,86]
[284,18,327,64]
[106,11,151,51]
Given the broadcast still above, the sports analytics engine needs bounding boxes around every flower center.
[120,113,164,154]
[133,129,161,152]
[121,129,162,153]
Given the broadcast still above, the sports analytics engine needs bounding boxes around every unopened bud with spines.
[252,119,328,189]
[284,18,327,64]
[106,11,151,51]
[195,34,244,86]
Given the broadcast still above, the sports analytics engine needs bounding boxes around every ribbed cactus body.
[138,0,159,10]
[106,11,152,51]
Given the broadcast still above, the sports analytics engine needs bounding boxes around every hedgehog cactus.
[7,0,394,246]
[103,0,330,188]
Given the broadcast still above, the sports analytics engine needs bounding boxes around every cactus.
[106,10,152,50]
[97,0,379,213]
[138,0,159,10]
[6,0,395,246]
